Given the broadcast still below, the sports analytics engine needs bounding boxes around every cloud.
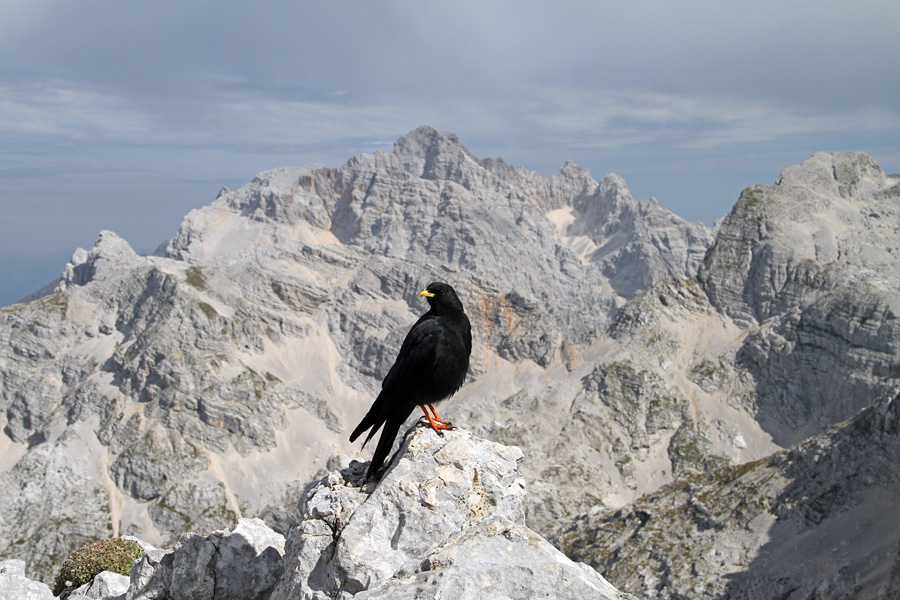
[0,81,152,141]
[4,73,895,165]
[2,1,898,156]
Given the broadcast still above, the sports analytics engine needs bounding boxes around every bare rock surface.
[555,389,900,600]
[117,426,634,600]
[699,151,900,445]
[0,560,54,600]
[354,516,633,600]
[126,518,285,600]
[69,571,130,600]
[270,425,529,599]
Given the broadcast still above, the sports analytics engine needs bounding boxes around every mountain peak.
[21,230,141,302]
[392,126,481,184]
[392,125,470,157]
[775,151,888,199]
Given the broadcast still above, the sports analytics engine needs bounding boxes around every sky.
[2,1,899,306]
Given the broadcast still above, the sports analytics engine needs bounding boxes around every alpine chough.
[350,281,472,481]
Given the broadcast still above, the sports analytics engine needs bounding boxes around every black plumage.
[350,281,472,481]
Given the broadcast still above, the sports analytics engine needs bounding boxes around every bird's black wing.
[379,313,443,395]
[350,314,447,480]
[348,313,440,446]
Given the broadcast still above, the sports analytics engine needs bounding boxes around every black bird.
[350,281,472,481]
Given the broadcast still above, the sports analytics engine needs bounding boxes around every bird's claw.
[418,417,454,436]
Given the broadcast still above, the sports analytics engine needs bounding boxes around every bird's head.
[419,281,464,313]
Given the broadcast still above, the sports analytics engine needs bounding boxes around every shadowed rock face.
[125,518,286,600]
[555,390,900,600]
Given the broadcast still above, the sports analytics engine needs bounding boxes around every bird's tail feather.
[349,391,387,444]
[349,415,377,445]
[366,411,408,480]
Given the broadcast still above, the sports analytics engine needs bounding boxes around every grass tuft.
[52,538,144,596]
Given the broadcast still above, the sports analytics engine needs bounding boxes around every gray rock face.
[69,571,130,600]
[699,152,900,445]
[127,518,285,600]
[0,425,113,583]
[354,516,635,600]
[0,560,54,600]
[555,389,900,600]
[115,427,632,600]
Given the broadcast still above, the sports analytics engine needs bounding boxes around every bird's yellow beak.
[419,289,435,298]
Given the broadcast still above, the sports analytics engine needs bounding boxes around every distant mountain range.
[1,126,898,598]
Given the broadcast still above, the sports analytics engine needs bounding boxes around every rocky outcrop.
[353,516,631,600]
[272,426,631,599]
[127,518,285,600]
[0,560,54,600]
[70,571,130,600]
[270,426,529,599]
[6,427,635,600]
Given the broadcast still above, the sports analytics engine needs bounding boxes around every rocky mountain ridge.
[2,426,636,600]
[1,127,898,598]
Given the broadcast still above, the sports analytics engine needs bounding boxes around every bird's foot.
[419,404,456,436]
[418,417,454,436]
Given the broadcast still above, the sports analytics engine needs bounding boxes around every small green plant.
[52,537,144,596]
[185,266,208,290]
[198,301,218,319]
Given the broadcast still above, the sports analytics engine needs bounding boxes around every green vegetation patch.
[185,266,208,291]
[52,537,144,596]
[198,301,218,319]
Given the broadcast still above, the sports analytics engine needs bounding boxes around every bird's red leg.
[427,404,450,425]
[419,405,452,434]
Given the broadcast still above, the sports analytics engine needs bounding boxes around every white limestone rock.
[271,425,527,599]
[68,571,130,600]
[355,516,637,600]
[271,425,631,600]
[0,560,54,600]
[126,518,285,600]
